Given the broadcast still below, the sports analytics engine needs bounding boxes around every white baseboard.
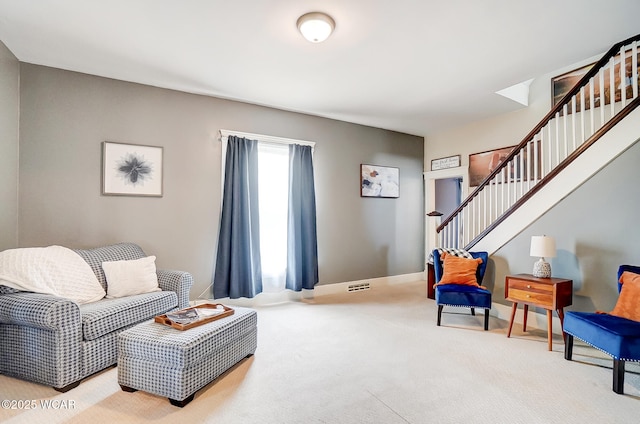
[191,275,564,335]
[314,271,426,297]
[192,273,564,335]
[193,271,426,307]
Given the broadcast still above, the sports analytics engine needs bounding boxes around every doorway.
[435,177,462,218]
[424,166,468,260]
[434,177,462,249]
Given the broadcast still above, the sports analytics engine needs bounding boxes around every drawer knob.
[526,294,531,298]
[527,285,531,288]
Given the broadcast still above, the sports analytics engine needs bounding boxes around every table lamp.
[530,235,556,278]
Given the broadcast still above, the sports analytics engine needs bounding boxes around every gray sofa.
[0,242,193,391]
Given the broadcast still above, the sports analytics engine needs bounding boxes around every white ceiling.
[1,0,639,137]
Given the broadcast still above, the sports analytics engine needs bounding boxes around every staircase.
[436,34,640,252]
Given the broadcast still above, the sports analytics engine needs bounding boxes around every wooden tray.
[155,303,234,331]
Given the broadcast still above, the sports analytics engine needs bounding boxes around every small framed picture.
[360,164,399,198]
[102,141,163,197]
[431,155,461,171]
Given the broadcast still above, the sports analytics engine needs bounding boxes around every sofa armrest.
[0,292,81,330]
[156,269,193,309]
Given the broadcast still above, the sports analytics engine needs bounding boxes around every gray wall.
[491,140,640,312]
[18,64,424,299]
[0,41,19,251]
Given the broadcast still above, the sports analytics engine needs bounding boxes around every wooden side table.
[505,274,573,351]
[427,262,435,300]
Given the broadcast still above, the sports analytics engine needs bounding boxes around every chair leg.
[564,334,573,360]
[613,359,625,394]
[470,307,475,316]
[484,309,489,331]
[437,305,443,326]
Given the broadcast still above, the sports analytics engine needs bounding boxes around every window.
[214,130,318,299]
[257,142,289,292]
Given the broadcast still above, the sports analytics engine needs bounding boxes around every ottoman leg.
[120,385,137,393]
[169,393,195,408]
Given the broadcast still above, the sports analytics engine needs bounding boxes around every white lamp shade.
[297,12,335,43]
[530,235,556,258]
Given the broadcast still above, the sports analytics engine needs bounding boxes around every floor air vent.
[347,282,371,292]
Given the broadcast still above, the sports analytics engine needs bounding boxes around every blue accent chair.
[563,265,640,394]
[433,250,491,330]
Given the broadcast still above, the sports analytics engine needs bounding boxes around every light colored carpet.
[1,280,639,423]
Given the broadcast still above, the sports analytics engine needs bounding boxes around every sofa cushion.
[79,291,177,341]
[102,256,161,298]
[74,243,146,291]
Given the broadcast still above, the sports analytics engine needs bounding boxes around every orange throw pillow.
[610,271,640,322]
[436,252,484,287]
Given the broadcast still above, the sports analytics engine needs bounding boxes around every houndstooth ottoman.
[117,306,257,407]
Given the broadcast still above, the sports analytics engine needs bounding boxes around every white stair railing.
[438,35,640,250]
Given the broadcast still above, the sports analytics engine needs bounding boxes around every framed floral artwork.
[102,141,163,197]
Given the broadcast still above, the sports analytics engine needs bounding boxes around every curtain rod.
[218,129,316,149]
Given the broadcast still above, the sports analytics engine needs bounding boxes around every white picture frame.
[102,141,163,197]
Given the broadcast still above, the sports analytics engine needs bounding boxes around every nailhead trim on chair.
[438,303,490,310]
[564,330,640,362]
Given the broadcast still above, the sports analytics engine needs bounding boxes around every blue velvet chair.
[433,250,491,330]
[563,265,640,394]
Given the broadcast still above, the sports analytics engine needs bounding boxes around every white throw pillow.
[102,256,161,298]
[0,245,106,304]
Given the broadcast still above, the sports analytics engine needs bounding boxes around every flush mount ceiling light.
[297,12,335,43]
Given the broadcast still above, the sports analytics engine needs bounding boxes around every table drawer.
[508,288,553,306]
[508,278,553,293]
